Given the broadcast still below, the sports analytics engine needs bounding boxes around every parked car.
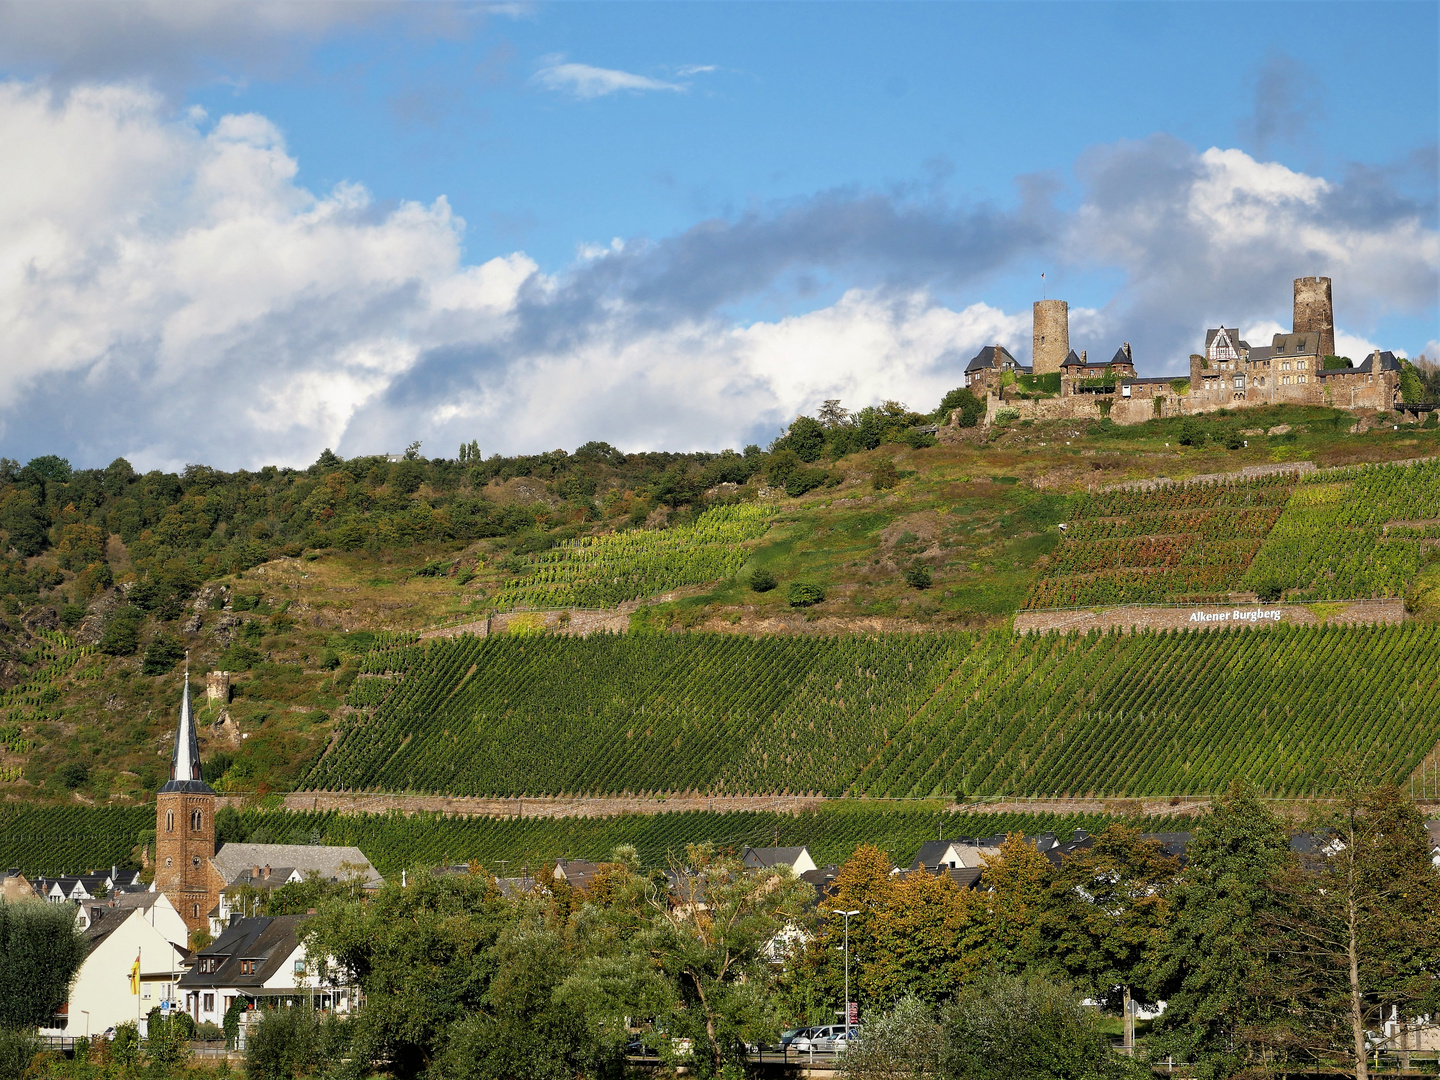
[822,1027,861,1052]
[778,1027,814,1050]
[790,1025,847,1053]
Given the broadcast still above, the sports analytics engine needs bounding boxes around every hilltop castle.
[965,277,1415,427]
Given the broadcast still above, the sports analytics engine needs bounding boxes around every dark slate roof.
[179,914,306,991]
[554,858,603,890]
[1110,347,1134,365]
[798,865,841,903]
[964,345,1017,373]
[1249,345,1275,361]
[1122,377,1180,386]
[1060,350,1086,368]
[742,846,811,870]
[1144,832,1193,861]
[496,875,541,900]
[1270,331,1321,357]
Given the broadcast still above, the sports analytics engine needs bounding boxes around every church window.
[166,811,174,833]
[193,904,200,919]
[191,810,203,831]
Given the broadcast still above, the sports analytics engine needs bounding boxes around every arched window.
[191,809,203,831]
[166,810,174,833]
[193,904,199,919]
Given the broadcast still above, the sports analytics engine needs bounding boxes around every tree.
[0,490,49,557]
[818,400,852,429]
[1147,782,1291,1079]
[904,564,932,590]
[1040,824,1178,1045]
[865,870,981,1005]
[787,582,825,607]
[970,834,1051,976]
[749,568,777,593]
[778,416,827,463]
[1252,781,1440,1080]
[842,995,943,1080]
[932,387,984,428]
[0,900,87,1028]
[301,871,510,1080]
[940,973,1147,1080]
[642,843,813,1076]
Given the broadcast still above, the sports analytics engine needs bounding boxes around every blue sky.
[0,1,1434,468]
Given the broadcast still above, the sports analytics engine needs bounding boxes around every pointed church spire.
[159,664,213,794]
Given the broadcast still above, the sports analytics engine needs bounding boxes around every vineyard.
[1244,458,1440,600]
[492,502,774,611]
[307,624,1440,799]
[0,630,91,786]
[0,803,1179,878]
[1026,458,1440,609]
[0,804,151,876]
[1023,475,1295,609]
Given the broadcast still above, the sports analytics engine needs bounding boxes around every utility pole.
[831,909,859,1033]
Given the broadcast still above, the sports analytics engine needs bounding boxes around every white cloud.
[531,57,684,99]
[0,85,1432,471]
[674,64,717,77]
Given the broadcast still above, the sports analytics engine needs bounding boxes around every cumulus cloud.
[0,82,1433,470]
[531,57,685,99]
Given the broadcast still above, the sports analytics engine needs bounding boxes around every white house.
[178,914,357,1028]
[58,893,189,1038]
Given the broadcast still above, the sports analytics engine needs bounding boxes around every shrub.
[785,466,831,497]
[142,634,186,676]
[872,461,899,490]
[1177,419,1207,446]
[992,407,1020,427]
[904,565,933,590]
[0,1027,39,1080]
[56,762,89,789]
[787,582,825,607]
[99,605,144,656]
[749,569,777,593]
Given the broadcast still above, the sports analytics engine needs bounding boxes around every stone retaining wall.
[1014,597,1405,635]
[218,791,825,820]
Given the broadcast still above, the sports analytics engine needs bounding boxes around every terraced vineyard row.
[316,632,964,796]
[493,502,774,611]
[310,624,1440,799]
[1023,474,1295,608]
[1244,457,1440,600]
[0,804,151,875]
[0,804,1175,877]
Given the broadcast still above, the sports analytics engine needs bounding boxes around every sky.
[0,1,1436,471]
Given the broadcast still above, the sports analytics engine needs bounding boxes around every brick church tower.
[154,673,218,934]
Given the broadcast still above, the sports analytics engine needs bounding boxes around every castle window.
[1283,361,1292,371]
[1298,375,1307,384]
[166,811,174,833]
[1283,376,1292,385]
[1298,359,1307,370]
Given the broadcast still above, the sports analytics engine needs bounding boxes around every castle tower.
[1033,300,1069,376]
[1293,277,1334,359]
[155,673,217,934]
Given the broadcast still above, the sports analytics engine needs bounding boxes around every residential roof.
[212,844,382,888]
[964,345,1017,373]
[797,865,840,899]
[741,846,811,870]
[1249,345,1275,361]
[179,914,307,990]
[553,858,603,891]
[496,875,541,900]
[1270,331,1322,357]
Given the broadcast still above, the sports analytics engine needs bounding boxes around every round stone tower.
[1032,300,1069,376]
[1293,277,1334,359]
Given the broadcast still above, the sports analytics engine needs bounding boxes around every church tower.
[154,672,218,934]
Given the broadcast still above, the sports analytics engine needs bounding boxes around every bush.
[0,1027,39,1080]
[941,974,1146,1080]
[1223,431,1245,450]
[785,466,832,497]
[99,605,144,656]
[841,995,942,1080]
[142,634,186,676]
[872,461,899,490]
[749,569,777,593]
[56,762,89,789]
[904,564,933,590]
[787,582,825,607]
[1177,419,1207,446]
[245,1005,320,1080]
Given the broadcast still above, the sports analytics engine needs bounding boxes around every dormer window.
[240,960,256,975]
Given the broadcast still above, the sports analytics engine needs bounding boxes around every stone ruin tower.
[1032,299,1069,376]
[1293,277,1334,359]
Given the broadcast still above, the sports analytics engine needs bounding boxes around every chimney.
[263,865,271,880]
[252,865,261,880]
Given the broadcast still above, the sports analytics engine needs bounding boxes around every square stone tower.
[1293,277,1334,359]
[155,674,219,933]
[1033,300,1069,376]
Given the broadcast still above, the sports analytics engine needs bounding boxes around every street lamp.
[830,909,859,1031]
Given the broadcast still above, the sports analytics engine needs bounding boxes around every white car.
[790,1025,847,1053]
[816,1026,860,1052]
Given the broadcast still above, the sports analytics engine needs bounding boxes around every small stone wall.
[219,791,824,820]
[1014,597,1406,635]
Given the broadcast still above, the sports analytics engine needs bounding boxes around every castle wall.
[1294,276,1335,358]
[1032,300,1068,376]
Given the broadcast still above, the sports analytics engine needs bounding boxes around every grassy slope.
[1,404,1436,807]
